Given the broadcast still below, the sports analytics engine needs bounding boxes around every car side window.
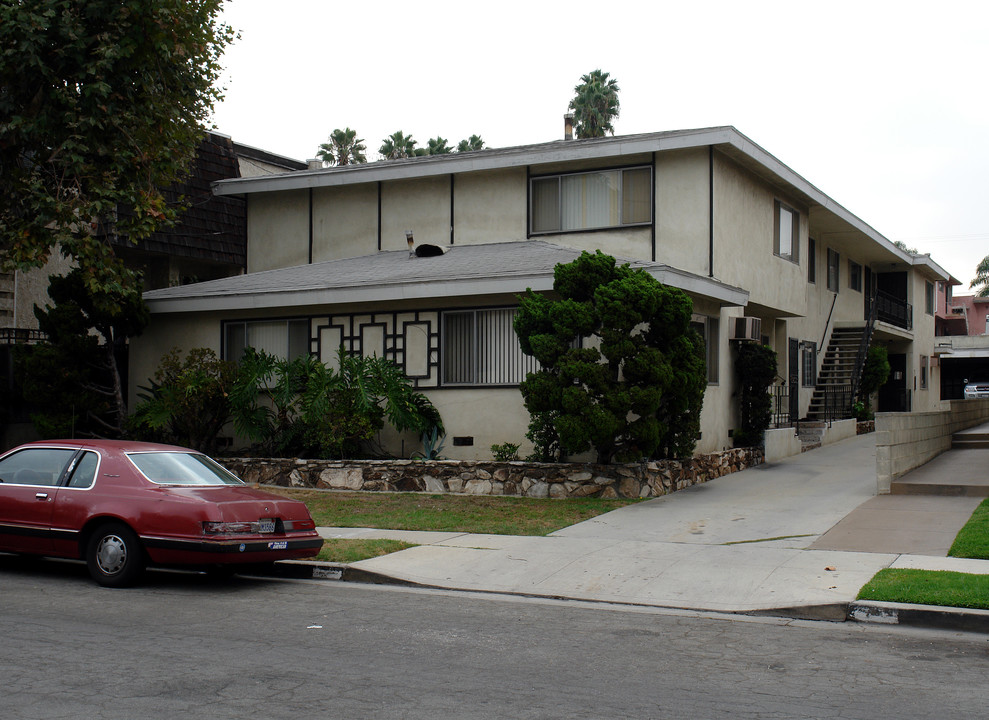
[66,451,99,488]
[0,448,76,486]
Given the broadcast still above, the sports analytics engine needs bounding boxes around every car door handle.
[36,493,49,500]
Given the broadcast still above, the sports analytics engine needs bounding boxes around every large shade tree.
[317,127,367,166]
[16,267,149,437]
[568,69,621,139]
[514,251,706,463]
[0,0,235,295]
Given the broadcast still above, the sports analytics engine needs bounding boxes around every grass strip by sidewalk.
[316,538,416,563]
[857,568,989,611]
[267,487,642,536]
[857,500,989,610]
[948,498,989,559]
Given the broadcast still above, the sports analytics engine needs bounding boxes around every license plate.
[258,519,276,534]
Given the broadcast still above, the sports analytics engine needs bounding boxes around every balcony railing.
[770,384,791,428]
[0,328,48,345]
[874,290,912,330]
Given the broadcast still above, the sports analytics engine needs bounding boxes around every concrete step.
[890,480,989,497]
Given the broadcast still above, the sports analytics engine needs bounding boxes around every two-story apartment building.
[934,282,989,399]
[131,126,951,460]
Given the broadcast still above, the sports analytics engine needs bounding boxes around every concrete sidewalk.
[312,431,989,623]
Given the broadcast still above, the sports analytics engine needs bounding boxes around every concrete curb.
[848,600,989,633]
[261,562,989,633]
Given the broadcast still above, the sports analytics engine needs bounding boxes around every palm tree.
[317,128,367,166]
[425,136,452,155]
[379,131,417,160]
[971,255,989,297]
[568,69,620,138]
[456,134,485,152]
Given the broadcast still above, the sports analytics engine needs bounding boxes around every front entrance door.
[878,353,909,412]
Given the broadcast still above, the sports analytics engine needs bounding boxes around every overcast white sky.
[211,0,989,290]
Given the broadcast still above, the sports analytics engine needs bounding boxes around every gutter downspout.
[709,146,714,278]
[308,188,313,264]
[377,181,382,251]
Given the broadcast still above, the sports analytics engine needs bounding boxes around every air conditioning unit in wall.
[729,316,762,342]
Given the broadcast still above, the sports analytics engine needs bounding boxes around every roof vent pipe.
[564,113,574,141]
[307,158,322,171]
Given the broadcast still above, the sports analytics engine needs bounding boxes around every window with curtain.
[530,166,651,234]
[441,308,540,386]
[849,261,862,292]
[774,200,799,263]
[827,249,840,292]
[223,319,309,362]
[690,315,720,384]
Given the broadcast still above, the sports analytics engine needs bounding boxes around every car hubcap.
[96,535,127,575]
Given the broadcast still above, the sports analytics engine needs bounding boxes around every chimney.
[307,158,322,170]
[564,113,574,140]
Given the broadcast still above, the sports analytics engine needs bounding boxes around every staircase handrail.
[851,289,879,402]
[820,292,838,350]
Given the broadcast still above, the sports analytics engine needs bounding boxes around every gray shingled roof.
[143,241,747,313]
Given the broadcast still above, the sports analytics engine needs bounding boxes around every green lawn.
[271,487,641,563]
[269,487,642,537]
[316,538,416,563]
[948,498,989,559]
[858,498,989,610]
[857,568,989,611]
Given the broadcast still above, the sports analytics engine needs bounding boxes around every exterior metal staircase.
[807,326,864,420]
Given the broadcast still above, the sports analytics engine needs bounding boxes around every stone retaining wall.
[221,447,763,500]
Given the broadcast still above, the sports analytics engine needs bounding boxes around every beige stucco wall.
[655,147,710,275]
[420,388,531,461]
[247,190,309,272]
[453,169,527,245]
[713,155,807,316]
[909,272,941,412]
[380,176,451,251]
[13,252,74,329]
[312,184,378,262]
[128,312,224,411]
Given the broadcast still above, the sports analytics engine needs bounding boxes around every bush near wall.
[221,447,763,500]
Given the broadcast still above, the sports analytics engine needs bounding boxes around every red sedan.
[0,440,323,587]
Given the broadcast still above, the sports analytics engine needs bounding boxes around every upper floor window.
[920,355,929,389]
[827,249,840,292]
[223,318,309,362]
[530,166,652,235]
[690,315,720,384]
[849,261,862,292]
[774,200,799,263]
[925,281,935,315]
[442,307,539,386]
[808,237,816,283]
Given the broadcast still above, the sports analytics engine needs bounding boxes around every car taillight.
[284,519,316,531]
[203,521,256,535]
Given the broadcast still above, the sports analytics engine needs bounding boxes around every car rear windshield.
[127,452,246,486]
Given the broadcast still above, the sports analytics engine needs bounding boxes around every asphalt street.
[3,558,988,720]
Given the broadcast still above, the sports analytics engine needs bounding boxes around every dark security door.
[788,338,799,422]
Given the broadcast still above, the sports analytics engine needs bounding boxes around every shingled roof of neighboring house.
[110,132,248,266]
[142,240,748,313]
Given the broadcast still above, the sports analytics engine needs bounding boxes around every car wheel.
[86,523,145,588]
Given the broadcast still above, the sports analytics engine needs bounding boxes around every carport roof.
[143,240,748,313]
